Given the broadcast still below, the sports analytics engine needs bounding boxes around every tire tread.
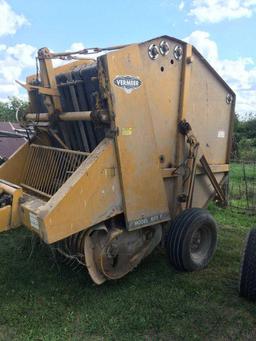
[167,208,217,271]
[239,228,256,300]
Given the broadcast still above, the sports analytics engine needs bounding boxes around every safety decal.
[121,127,133,136]
[113,75,142,94]
[217,130,225,138]
[29,212,40,230]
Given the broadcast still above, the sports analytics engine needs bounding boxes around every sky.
[0,0,255,116]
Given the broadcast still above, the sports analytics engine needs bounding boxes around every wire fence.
[229,160,256,213]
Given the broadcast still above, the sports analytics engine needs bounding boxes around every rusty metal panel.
[105,45,170,230]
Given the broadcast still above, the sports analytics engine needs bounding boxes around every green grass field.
[0,203,255,341]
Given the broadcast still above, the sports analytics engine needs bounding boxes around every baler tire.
[166,208,217,271]
[239,228,256,301]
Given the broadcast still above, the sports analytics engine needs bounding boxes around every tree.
[233,112,256,160]
[0,97,29,122]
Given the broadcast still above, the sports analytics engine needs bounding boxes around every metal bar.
[186,145,199,209]
[58,153,68,189]
[73,69,97,152]
[30,144,90,156]
[46,43,130,59]
[77,118,90,152]
[38,47,62,115]
[66,73,89,152]
[49,128,69,149]
[64,154,76,182]
[20,183,52,199]
[27,147,38,187]
[48,150,62,195]
[174,43,193,214]
[0,130,27,138]
[54,149,65,191]
[33,148,43,188]
[48,149,63,195]
[200,155,226,204]
[55,74,72,149]
[69,153,77,176]
[22,146,33,184]
[58,122,71,149]
[161,164,229,178]
[25,111,93,122]
[37,147,48,192]
[16,80,60,97]
[44,147,56,195]
[21,145,88,199]
[57,80,84,87]
[38,147,50,194]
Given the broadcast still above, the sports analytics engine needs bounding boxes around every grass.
[1,162,256,340]
[0,204,255,341]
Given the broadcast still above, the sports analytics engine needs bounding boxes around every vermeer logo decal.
[113,75,142,94]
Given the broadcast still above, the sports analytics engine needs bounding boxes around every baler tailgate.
[21,144,89,199]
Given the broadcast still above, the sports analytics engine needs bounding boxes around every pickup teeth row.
[51,230,87,271]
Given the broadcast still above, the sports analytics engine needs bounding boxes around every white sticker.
[217,130,225,138]
[29,212,40,230]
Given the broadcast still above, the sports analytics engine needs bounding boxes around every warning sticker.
[29,212,40,230]
[217,130,225,138]
[121,127,133,136]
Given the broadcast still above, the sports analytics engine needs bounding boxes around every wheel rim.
[189,225,212,263]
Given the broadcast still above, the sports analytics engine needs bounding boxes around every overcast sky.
[0,0,255,115]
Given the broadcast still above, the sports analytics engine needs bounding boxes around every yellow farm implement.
[0,36,235,284]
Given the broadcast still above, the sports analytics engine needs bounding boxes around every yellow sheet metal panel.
[186,49,235,165]
[139,37,183,168]
[192,173,226,208]
[0,142,29,185]
[0,182,23,230]
[36,138,123,243]
[0,206,11,231]
[105,44,170,230]
[20,195,46,239]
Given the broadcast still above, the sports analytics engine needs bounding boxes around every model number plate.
[128,212,170,230]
